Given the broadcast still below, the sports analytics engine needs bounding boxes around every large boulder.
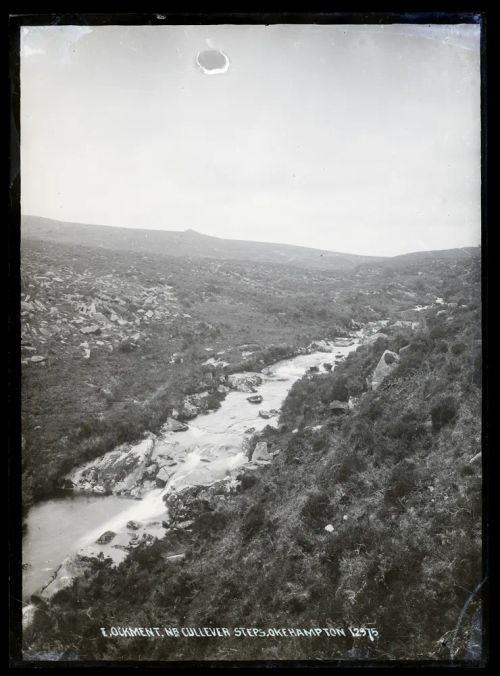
[67,437,155,497]
[228,373,263,392]
[142,462,159,479]
[251,441,271,462]
[156,466,173,487]
[333,338,355,347]
[178,397,200,420]
[371,350,400,390]
[161,417,188,433]
[308,340,331,353]
[258,409,278,419]
[96,530,116,545]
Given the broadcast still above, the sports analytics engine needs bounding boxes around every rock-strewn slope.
[24,254,482,662]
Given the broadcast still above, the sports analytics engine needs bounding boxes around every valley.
[19,217,482,662]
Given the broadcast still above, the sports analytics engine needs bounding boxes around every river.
[22,339,360,601]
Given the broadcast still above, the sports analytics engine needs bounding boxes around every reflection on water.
[22,494,133,600]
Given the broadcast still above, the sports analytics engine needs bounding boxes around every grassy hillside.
[24,255,482,662]
[21,235,478,512]
[22,215,383,271]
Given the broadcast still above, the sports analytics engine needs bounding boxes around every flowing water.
[22,341,359,600]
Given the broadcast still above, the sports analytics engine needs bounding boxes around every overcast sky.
[20,23,481,256]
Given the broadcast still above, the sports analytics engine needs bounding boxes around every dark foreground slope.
[24,255,482,662]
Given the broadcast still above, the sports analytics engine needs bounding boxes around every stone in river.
[96,530,116,545]
[247,394,263,404]
[161,417,188,433]
[156,466,173,487]
[126,520,141,530]
[259,409,278,419]
[228,374,263,392]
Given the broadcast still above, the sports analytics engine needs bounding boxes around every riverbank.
[22,337,362,604]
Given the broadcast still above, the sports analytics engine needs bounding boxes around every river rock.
[247,394,263,404]
[142,462,159,479]
[228,373,263,392]
[162,417,188,433]
[333,338,354,347]
[81,466,99,484]
[67,437,155,497]
[156,466,173,487]
[178,398,199,420]
[308,340,332,353]
[371,350,400,390]
[126,520,141,530]
[259,409,278,419]
[96,530,116,545]
[164,480,237,528]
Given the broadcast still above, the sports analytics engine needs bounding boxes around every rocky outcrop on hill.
[20,256,181,365]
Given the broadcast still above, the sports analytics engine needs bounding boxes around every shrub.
[431,397,458,432]
[330,376,349,402]
[451,342,466,356]
[241,502,266,541]
[301,489,330,523]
